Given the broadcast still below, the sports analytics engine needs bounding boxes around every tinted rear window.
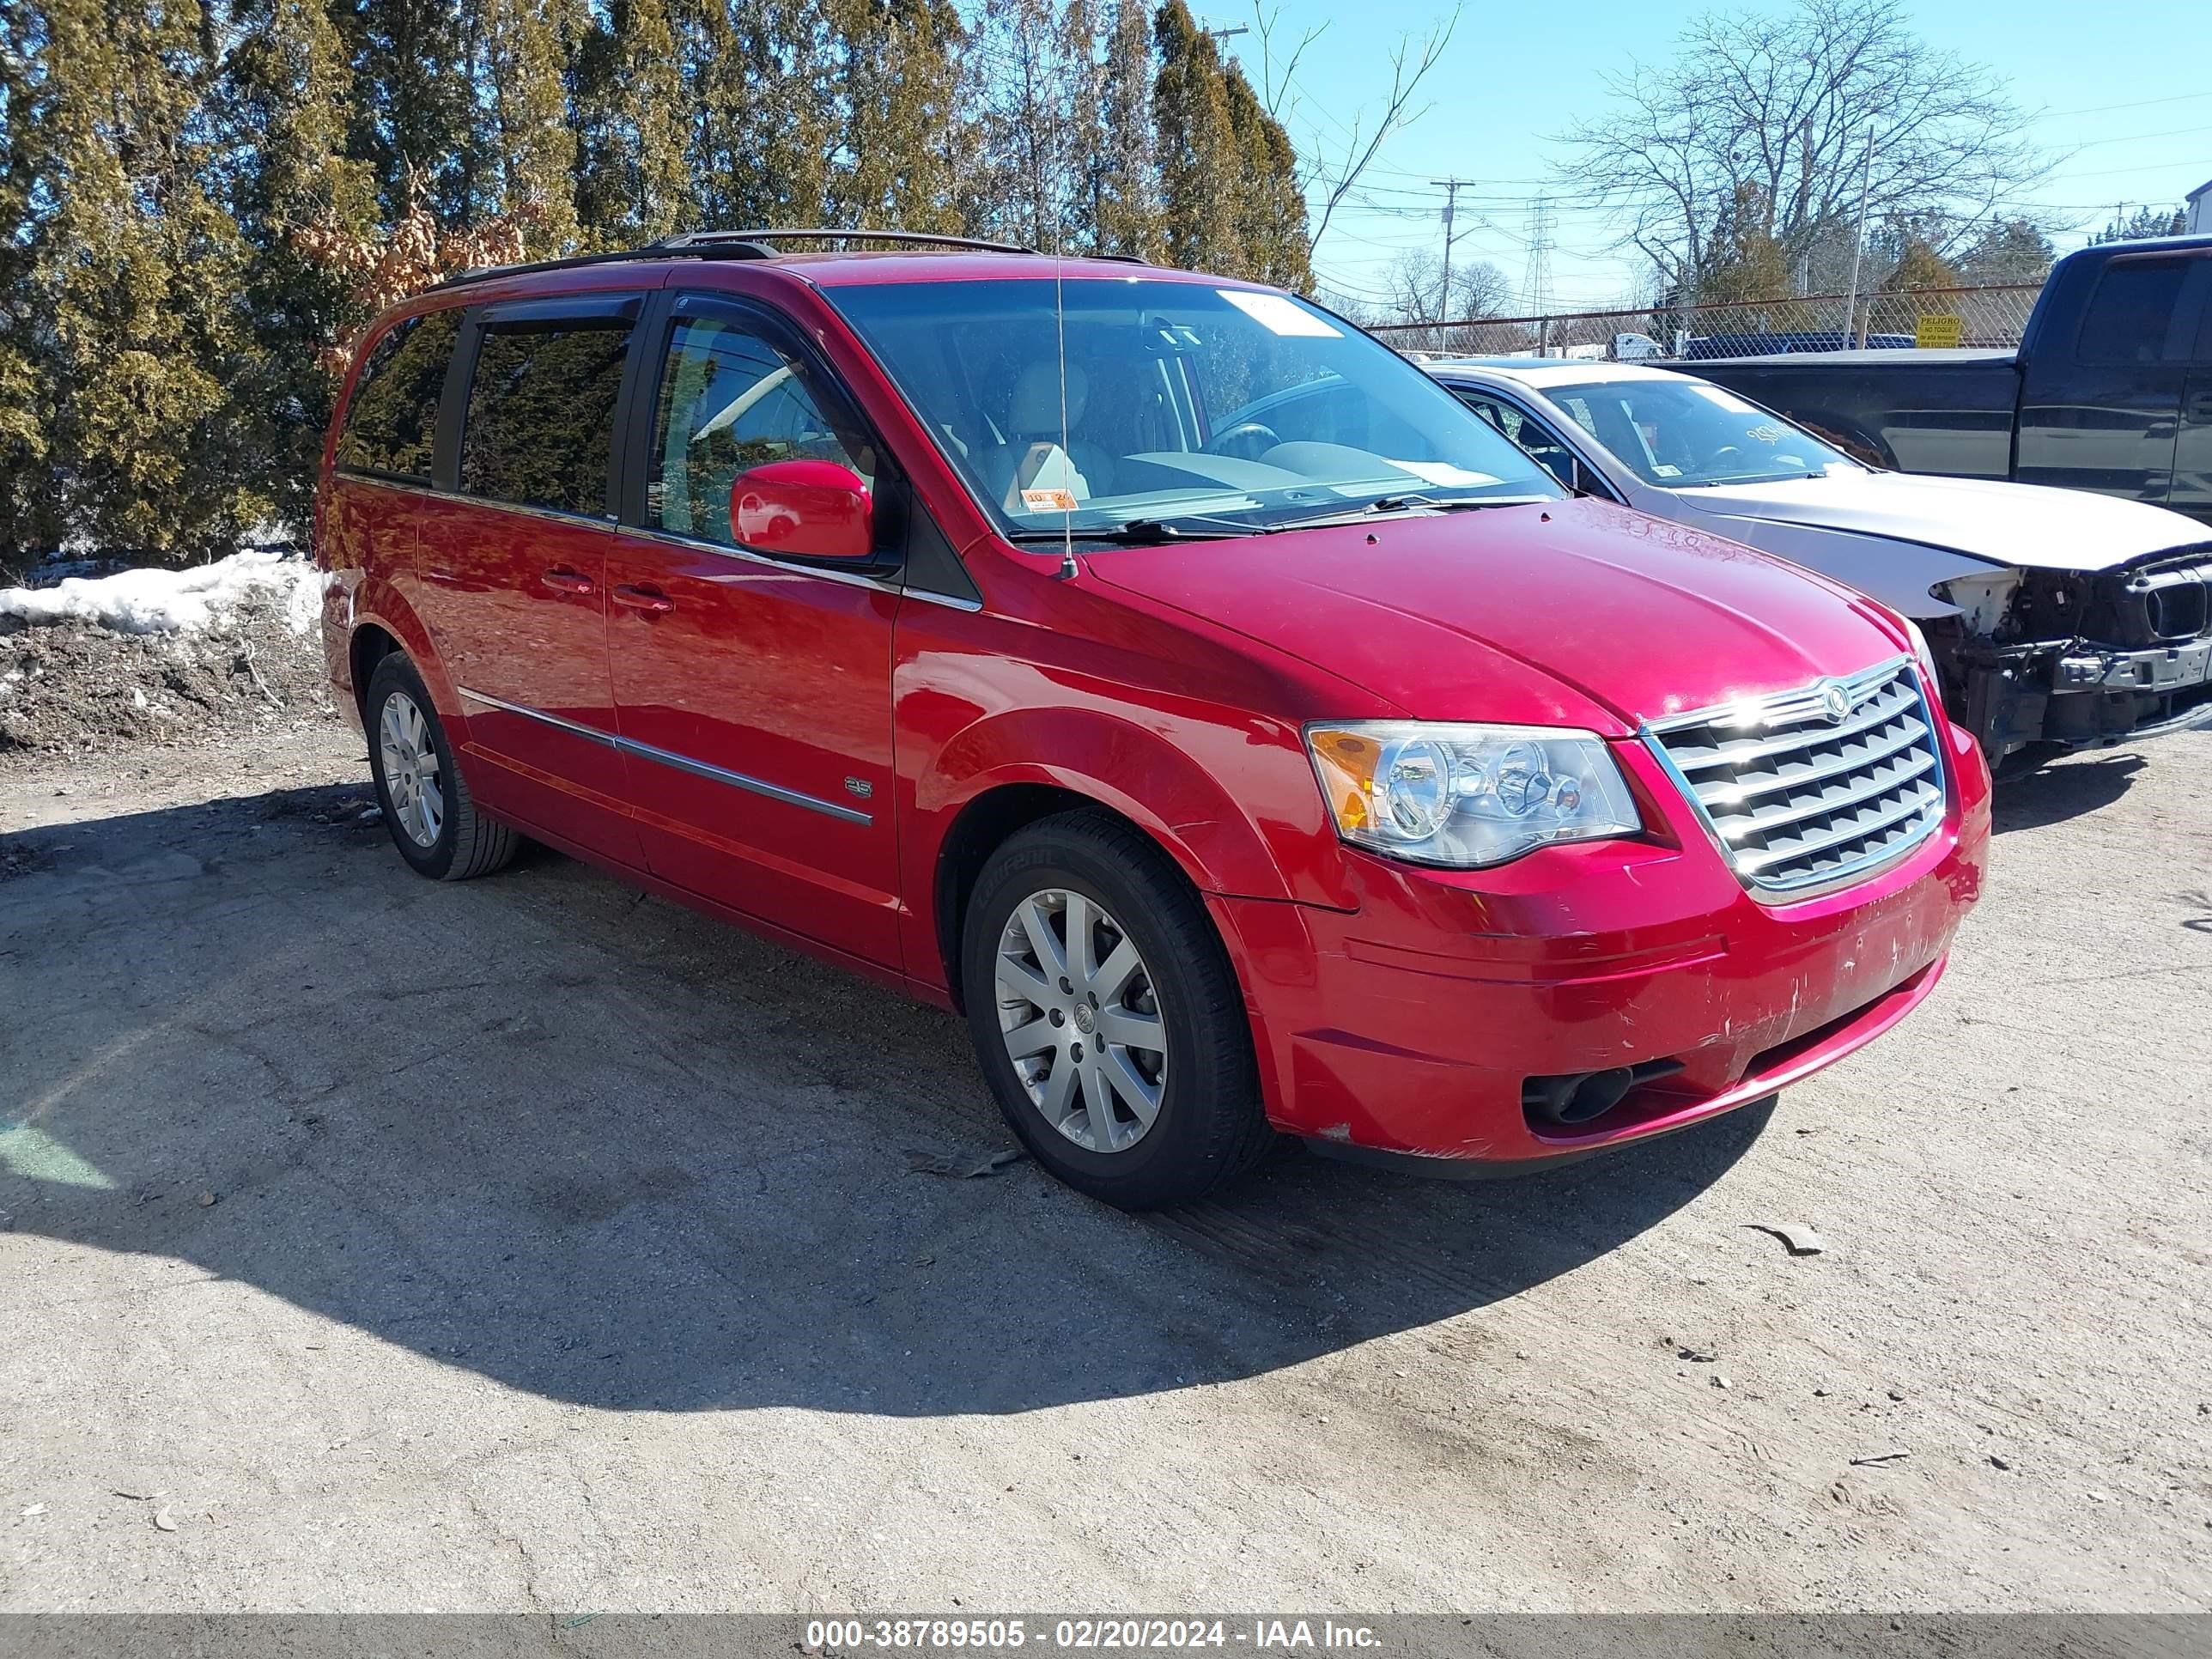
[335,308,461,479]
[2076,258,2191,364]
[459,319,634,516]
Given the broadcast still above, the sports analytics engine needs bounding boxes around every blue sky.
[1208,0,2212,313]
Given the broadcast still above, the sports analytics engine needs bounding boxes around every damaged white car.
[1419,359,2212,767]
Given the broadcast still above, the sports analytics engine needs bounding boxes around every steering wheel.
[1206,421,1281,460]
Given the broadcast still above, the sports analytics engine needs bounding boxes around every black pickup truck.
[1692,234,2212,526]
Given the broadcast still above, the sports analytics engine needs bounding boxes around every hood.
[1683,471,2208,572]
[1085,497,1909,732]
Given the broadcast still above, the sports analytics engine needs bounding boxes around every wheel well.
[935,783,1129,1012]
[349,623,401,723]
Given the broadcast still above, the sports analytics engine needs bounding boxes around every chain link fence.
[1367,283,2042,361]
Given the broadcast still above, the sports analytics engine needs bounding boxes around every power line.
[2040,88,2212,118]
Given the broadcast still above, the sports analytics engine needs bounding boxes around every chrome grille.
[1645,656,1947,896]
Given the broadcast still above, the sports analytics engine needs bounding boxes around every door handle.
[541,568,594,595]
[611,583,674,615]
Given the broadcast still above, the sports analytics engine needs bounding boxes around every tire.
[363,653,518,882]
[961,810,1273,1210]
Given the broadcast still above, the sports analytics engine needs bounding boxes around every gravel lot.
[2,716,2209,1614]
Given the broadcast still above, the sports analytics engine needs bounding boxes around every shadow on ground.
[1991,750,2145,835]
[0,783,1768,1417]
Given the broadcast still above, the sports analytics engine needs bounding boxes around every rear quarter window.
[334,308,462,479]
[459,318,634,517]
[2075,258,2195,365]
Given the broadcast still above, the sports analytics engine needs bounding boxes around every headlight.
[1305,722,1642,868]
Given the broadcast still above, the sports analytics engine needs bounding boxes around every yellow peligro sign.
[1915,313,1963,349]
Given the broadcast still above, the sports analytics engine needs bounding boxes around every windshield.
[823,278,1561,538]
[1545,376,1857,489]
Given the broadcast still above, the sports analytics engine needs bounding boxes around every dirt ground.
[0,597,334,758]
[2,707,2209,1615]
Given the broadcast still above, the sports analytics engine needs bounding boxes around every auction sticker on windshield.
[1218,289,1342,337]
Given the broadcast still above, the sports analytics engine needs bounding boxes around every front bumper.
[1957,550,2212,754]
[1966,635,2212,752]
[1209,716,1990,1170]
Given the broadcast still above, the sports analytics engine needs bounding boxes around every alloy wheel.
[994,887,1168,1154]
[378,690,445,849]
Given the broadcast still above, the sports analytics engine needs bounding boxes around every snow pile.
[0,549,323,636]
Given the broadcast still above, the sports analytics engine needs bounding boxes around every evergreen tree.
[830,0,965,232]
[1151,0,1237,273]
[2090,204,2187,245]
[472,0,584,255]
[1087,0,1159,259]
[1955,218,2055,287]
[215,0,380,538]
[1883,235,1958,294]
[0,0,1325,567]
[6,0,264,564]
[1694,184,1796,307]
[0,0,58,565]
[1221,59,1307,288]
[684,0,833,230]
[573,0,690,246]
[343,0,479,225]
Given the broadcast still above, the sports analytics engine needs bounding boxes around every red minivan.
[316,231,1990,1209]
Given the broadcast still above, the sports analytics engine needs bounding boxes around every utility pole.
[1203,23,1249,44]
[1840,125,1875,349]
[1431,177,1473,325]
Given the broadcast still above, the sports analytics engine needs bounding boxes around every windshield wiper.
[1004,514,1268,544]
[1268,493,1553,531]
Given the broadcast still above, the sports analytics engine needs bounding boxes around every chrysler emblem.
[1819,680,1851,723]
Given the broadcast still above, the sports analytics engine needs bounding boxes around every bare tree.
[1251,3,1461,256]
[1379,248,1508,325]
[967,0,1098,251]
[1555,0,2047,302]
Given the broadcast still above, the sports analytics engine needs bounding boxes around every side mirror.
[1534,449,1577,490]
[728,459,874,562]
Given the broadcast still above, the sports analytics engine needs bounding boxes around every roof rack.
[653,228,1041,256]
[429,226,1085,295]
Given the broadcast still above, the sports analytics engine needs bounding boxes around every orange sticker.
[1020,488,1079,513]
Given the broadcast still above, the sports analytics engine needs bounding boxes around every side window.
[2076,258,2191,365]
[1455,391,1528,445]
[459,316,633,516]
[335,308,461,479]
[1456,390,1583,487]
[648,314,873,544]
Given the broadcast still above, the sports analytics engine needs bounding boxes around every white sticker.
[1218,289,1342,337]
[1389,459,1500,488]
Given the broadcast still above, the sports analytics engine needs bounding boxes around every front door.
[2172,288,2212,525]
[607,296,902,969]
[413,297,645,862]
[2017,252,2203,505]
